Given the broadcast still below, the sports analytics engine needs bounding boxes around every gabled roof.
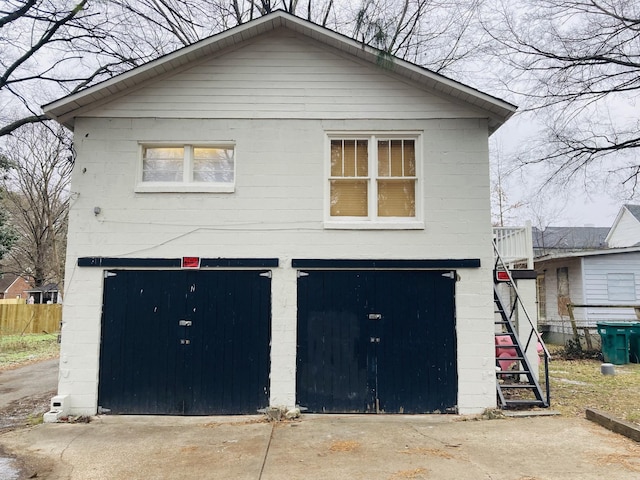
[605,204,640,245]
[0,273,19,292]
[625,204,640,221]
[42,10,516,132]
[533,226,609,251]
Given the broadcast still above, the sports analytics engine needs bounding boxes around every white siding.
[607,209,640,248]
[87,31,480,121]
[583,252,640,323]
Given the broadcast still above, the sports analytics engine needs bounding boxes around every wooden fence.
[0,304,62,335]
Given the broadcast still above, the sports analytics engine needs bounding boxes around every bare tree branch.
[482,0,640,193]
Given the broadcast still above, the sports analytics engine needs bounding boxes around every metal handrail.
[493,239,551,359]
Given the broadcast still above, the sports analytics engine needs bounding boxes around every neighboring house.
[535,205,640,344]
[43,11,516,417]
[0,273,31,301]
[605,204,640,248]
[532,226,609,257]
[25,284,61,304]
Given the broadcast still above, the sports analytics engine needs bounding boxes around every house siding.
[88,30,480,121]
[607,209,640,248]
[583,253,640,323]
[57,28,499,416]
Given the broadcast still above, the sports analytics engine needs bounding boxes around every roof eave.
[42,10,517,129]
[535,245,640,262]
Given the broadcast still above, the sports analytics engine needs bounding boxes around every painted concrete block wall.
[56,28,500,415]
[58,114,496,415]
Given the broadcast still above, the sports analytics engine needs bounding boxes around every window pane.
[607,273,636,301]
[356,140,368,176]
[378,140,415,177]
[343,140,356,176]
[330,179,368,216]
[331,140,368,178]
[378,141,389,176]
[390,140,403,176]
[404,140,415,176]
[331,140,342,176]
[193,147,234,183]
[143,147,183,182]
[377,179,415,217]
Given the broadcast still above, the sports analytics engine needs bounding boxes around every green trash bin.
[597,322,633,365]
[630,322,640,364]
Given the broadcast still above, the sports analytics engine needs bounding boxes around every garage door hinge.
[297,271,309,278]
[104,272,117,278]
[260,271,272,279]
[442,271,455,279]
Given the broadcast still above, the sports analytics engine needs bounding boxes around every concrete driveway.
[1,412,639,479]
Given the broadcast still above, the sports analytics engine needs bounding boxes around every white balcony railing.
[493,221,533,269]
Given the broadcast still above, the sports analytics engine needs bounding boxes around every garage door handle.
[179,320,192,327]
[370,337,380,343]
[180,339,191,345]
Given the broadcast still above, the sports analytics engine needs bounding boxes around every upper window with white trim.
[136,144,235,192]
[326,134,421,228]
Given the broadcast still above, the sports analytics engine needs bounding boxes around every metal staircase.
[493,242,551,409]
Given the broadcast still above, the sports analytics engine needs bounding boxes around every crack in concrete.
[258,422,275,480]
[57,426,92,479]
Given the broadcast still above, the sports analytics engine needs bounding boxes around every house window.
[137,144,235,192]
[607,273,636,302]
[326,134,421,228]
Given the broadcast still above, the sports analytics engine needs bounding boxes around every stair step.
[496,370,530,375]
[503,399,547,407]
[499,384,536,389]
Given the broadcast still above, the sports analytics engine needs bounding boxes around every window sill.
[135,184,235,193]
[324,221,425,230]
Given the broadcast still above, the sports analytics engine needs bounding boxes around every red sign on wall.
[182,257,201,269]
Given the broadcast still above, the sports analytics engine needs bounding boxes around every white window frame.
[324,132,424,229]
[135,142,236,193]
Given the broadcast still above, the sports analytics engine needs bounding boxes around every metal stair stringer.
[494,285,550,408]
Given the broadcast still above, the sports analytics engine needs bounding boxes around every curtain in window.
[377,140,415,217]
[330,140,368,216]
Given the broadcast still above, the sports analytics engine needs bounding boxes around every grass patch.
[547,344,640,425]
[0,333,60,368]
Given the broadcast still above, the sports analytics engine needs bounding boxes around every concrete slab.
[1,414,640,479]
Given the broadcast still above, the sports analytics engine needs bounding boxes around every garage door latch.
[179,320,192,327]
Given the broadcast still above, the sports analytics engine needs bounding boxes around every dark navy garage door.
[98,270,271,415]
[297,270,456,413]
